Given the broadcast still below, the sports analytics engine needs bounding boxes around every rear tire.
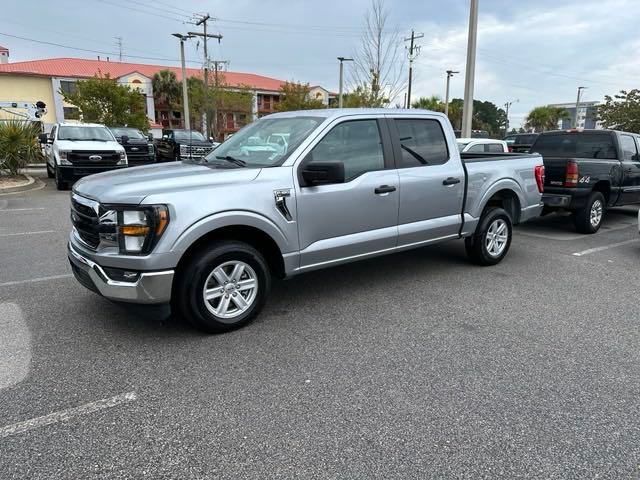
[574,191,605,234]
[172,241,271,333]
[465,207,513,266]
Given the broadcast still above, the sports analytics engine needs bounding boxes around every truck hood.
[56,140,124,152]
[73,162,261,204]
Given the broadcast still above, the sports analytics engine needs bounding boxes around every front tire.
[172,241,271,333]
[46,162,55,178]
[54,167,67,191]
[465,207,513,266]
[574,191,605,234]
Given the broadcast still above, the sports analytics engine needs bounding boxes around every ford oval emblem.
[88,155,102,161]
[131,147,139,151]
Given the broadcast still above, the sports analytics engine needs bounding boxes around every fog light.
[102,266,140,283]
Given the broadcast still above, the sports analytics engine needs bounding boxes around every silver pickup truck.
[68,109,544,332]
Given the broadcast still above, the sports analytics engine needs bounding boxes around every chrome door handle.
[374,185,396,194]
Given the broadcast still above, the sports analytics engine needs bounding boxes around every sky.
[1,0,639,127]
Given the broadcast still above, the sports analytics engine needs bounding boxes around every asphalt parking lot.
[1,173,640,479]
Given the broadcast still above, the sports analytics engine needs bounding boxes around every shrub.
[0,120,44,176]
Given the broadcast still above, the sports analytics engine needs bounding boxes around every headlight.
[99,205,169,254]
[117,151,128,165]
[148,144,154,154]
[58,150,72,165]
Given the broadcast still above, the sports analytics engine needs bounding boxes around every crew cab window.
[395,119,449,167]
[466,144,485,153]
[486,143,505,153]
[307,120,384,181]
[620,135,638,161]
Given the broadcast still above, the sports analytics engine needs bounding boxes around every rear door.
[389,116,465,246]
[619,134,640,204]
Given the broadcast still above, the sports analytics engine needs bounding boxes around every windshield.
[58,126,114,141]
[206,116,324,167]
[531,133,617,159]
[110,128,145,139]
[173,131,206,142]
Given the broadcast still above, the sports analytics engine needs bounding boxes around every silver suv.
[69,109,544,332]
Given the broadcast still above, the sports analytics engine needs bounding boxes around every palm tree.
[525,106,570,132]
[152,70,181,108]
[412,95,445,112]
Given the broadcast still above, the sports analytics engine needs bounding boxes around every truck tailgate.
[542,156,570,187]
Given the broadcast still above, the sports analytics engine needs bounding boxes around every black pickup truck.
[503,133,539,153]
[109,127,155,165]
[155,129,215,162]
[530,129,640,233]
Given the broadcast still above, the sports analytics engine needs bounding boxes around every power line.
[0,31,200,64]
[95,0,185,23]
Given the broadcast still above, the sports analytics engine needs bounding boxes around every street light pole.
[172,33,194,130]
[504,99,518,136]
[444,70,459,117]
[337,57,353,108]
[461,0,479,138]
[574,86,587,128]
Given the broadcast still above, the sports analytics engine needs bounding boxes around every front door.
[619,134,640,204]
[389,116,465,246]
[295,118,399,270]
[45,125,56,167]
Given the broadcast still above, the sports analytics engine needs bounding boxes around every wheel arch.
[476,182,523,225]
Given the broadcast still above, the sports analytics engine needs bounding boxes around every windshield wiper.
[215,155,247,167]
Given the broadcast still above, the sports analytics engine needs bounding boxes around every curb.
[0,175,43,195]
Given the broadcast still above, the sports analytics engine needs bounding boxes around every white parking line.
[572,239,638,257]
[0,274,73,288]
[0,303,31,390]
[0,230,57,237]
[0,391,137,439]
[0,208,46,212]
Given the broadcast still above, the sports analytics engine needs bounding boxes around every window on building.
[63,107,80,120]
[263,96,271,110]
[59,80,77,96]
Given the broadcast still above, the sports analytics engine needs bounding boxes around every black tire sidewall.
[178,242,270,332]
[468,207,513,265]
[576,192,605,234]
[54,167,66,190]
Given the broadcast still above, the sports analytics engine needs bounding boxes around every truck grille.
[71,194,100,249]
[184,145,213,158]
[68,150,120,166]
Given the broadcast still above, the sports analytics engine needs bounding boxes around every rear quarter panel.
[464,154,543,222]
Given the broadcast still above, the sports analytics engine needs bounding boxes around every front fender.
[170,210,292,255]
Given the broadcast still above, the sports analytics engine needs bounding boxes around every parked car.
[530,129,640,233]
[109,127,155,166]
[39,123,127,190]
[503,133,539,153]
[68,109,544,333]
[457,138,508,154]
[155,129,215,162]
[454,129,490,139]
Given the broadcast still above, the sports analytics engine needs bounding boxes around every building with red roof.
[0,51,334,138]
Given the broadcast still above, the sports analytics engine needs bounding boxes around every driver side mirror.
[301,161,345,186]
[121,135,129,144]
[147,133,154,141]
[38,133,49,144]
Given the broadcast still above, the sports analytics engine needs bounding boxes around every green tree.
[61,74,149,130]
[412,95,445,111]
[152,70,181,108]
[0,120,43,176]
[275,82,325,112]
[342,84,389,108]
[598,89,640,133]
[524,106,569,132]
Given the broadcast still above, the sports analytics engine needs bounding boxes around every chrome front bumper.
[68,243,174,304]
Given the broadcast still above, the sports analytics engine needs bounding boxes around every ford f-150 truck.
[530,129,640,233]
[40,123,127,190]
[68,109,544,333]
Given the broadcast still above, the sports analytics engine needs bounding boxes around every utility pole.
[189,14,222,138]
[172,33,194,130]
[461,0,479,138]
[444,70,459,117]
[337,57,353,108]
[210,59,228,140]
[115,36,123,61]
[504,99,518,136]
[574,86,587,128]
[404,30,424,109]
